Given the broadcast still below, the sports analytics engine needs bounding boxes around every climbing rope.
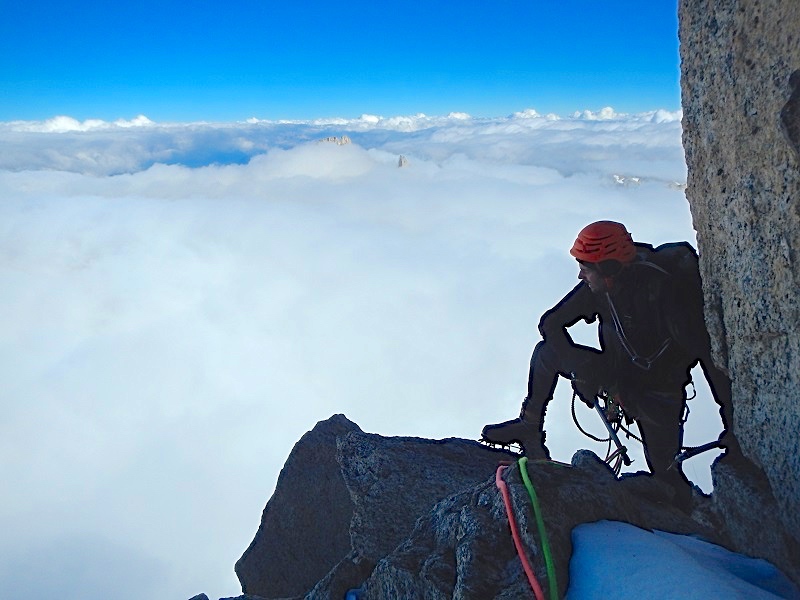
[518,457,559,600]
[495,464,546,600]
[571,391,613,444]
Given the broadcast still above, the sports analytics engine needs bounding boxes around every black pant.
[624,389,689,501]
[521,340,603,423]
[520,341,690,499]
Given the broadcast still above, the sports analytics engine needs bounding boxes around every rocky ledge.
[219,414,797,600]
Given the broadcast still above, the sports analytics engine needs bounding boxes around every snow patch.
[567,521,799,599]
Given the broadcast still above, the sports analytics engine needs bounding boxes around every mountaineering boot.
[481,418,550,460]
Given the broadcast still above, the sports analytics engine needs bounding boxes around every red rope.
[495,465,546,600]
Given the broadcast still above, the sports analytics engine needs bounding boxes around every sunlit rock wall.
[679,0,800,543]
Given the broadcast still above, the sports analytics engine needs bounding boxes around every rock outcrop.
[318,135,352,146]
[227,415,796,600]
[679,0,800,547]
[235,415,356,598]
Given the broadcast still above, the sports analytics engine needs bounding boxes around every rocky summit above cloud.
[219,414,797,600]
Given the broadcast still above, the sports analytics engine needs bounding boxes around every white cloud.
[651,108,683,123]
[0,108,720,600]
[0,108,686,176]
[512,108,544,119]
[3,114,155,133]
[574,106,619,120]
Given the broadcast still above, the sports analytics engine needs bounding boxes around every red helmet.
[570,221,636,263]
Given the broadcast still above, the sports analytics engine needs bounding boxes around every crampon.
[479,438,525,454]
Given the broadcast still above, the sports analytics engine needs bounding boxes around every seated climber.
[481,220,741,510]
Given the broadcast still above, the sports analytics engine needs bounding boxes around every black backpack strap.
[636,260,669,275]
[605,291,672,371]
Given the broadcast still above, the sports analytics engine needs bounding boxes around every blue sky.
[1,0,680,121]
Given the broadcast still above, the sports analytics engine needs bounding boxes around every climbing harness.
[495,464,546,600]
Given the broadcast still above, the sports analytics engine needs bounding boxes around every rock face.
[235,415,357,598]
[231,415,797,600]
[678,0,800,546]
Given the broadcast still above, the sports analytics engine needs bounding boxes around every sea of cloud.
[0,107,725,600]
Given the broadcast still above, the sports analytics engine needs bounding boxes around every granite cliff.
[679,0,800,547]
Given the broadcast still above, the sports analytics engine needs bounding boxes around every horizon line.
[0,106,683,134]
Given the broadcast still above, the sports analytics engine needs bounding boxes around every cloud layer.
[0,108,684,176]
[0,108,723,600]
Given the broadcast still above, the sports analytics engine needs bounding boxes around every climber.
[481,220,740,511]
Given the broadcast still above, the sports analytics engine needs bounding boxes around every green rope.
[518,457,559,600]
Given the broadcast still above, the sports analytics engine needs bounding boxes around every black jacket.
[538,246,704,397]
